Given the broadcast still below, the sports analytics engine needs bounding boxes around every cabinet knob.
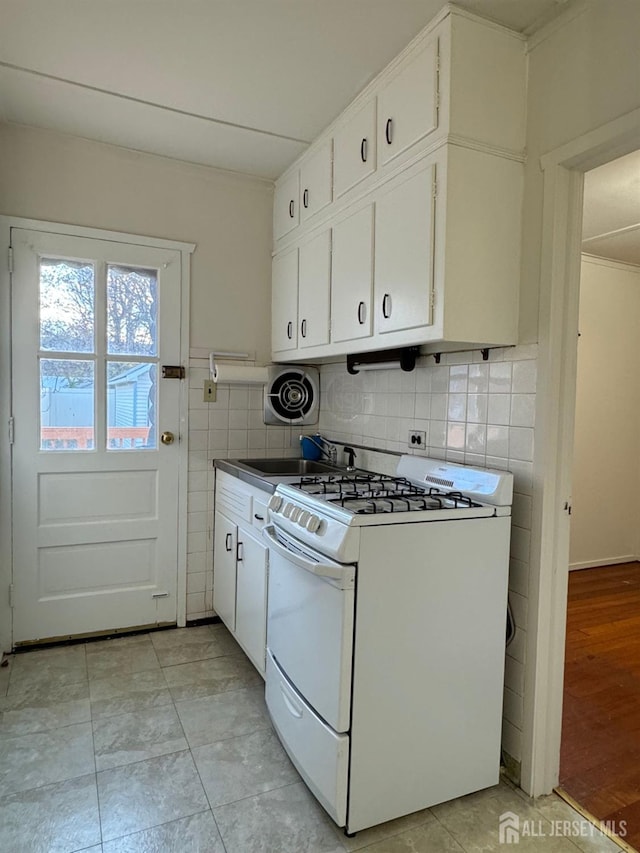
[289,199,295,218]
[360,138,368,163]
[287,321,293,340]
[357,301,366,325]
[385,118,393,145]
[303,188,309,209]
[382,293,392,319]
[301,318,307,338]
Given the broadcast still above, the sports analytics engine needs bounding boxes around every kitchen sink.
[239,458,342,476]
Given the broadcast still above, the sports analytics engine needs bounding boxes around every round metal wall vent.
[264,367,319,425]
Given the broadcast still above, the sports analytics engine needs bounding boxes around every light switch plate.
[204,380,216,402]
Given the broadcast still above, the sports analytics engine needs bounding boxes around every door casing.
[521,107,640,797]
[0,216,194,651]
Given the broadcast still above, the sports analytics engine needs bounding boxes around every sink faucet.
[300,434,338,465]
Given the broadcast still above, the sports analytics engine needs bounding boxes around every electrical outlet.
[408,430,426,448]
[203,380,216,402]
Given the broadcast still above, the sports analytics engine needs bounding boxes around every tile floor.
[0,625,625,852]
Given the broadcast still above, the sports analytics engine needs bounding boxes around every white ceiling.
[582,150,640,267]
[2,0,636,266]
[0,0,566,180]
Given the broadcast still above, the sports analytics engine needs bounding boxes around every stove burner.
[292,472,481,513]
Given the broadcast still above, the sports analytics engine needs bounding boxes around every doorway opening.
[558,150,640,847]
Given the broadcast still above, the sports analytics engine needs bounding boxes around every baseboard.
[569,556,639,571]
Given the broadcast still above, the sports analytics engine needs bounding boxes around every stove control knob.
[298,510,311,527]
[283,502,294,518]
[268,495,283,513]
[305,514,321,533]
[289,506,302,523]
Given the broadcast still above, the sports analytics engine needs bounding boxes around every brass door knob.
[160,431,175,445]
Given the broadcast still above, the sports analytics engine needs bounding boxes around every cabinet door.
[274,171,300,240]
[300,141,333,223]
[236,529,268,675]
[331,205,373,343]
[378,37,439,167]
[213,512,237,632]
[272,248,299,353]
[298,230,331,349]
[333,100,376,199]
[374,165,435,334]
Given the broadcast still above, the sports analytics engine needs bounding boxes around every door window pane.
[40,359,94,450]
[107,265,158,356]
[39,259,95,353]
[107,362,156,449]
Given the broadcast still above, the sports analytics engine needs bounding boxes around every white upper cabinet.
[274,171,300,241]
[300,141,333,223]
[270,7,526,361]
[331,205,374,343]
[374,165,435,335]
[333,100,377,199]
[298,230,331,349]
[377,36,439,168]
[272,248,299,353]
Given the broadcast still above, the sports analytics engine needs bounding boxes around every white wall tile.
[189,410,209,431]
[188,430,208,451]
[509,427,534,462]
[449,364,468,393]
[468,363,489,393]
[501,719,522,762]
[229,409,248,429]
[467,394,488,424]
[488,394,511,425]
[512,360,537,394]
[510,395,536,428]
[503,686,524,729]
[447,422,466,451]
[489,362,513,393]
[430,394,447,421]
[188,491,208,513]
[187,572,206,595]
[229,388,249,409]
[486,425,509,458]
[448,393,467,421]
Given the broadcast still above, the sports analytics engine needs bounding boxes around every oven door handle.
[263,525,354,585]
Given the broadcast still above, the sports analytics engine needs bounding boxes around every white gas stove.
[266,455,512,562]
[263,454,514,835]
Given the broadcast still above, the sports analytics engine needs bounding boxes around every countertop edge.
[214,459,277,494]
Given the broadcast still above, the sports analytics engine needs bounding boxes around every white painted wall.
[570,257,640,569]
[0,123,274,359]
[521,0,640,344]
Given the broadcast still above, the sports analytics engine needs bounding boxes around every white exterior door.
[11,228,183,644]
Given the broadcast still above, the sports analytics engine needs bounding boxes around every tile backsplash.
[186,356,298,621]
[188,344,537,779]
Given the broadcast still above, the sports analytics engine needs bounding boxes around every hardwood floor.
[561,562,640,849]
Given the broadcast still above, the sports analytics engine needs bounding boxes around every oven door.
[263,524,355,733]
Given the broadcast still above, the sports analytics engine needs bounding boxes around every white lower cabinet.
[213,470,270,676]
[212,512,237,632]
[235,529,268,673]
